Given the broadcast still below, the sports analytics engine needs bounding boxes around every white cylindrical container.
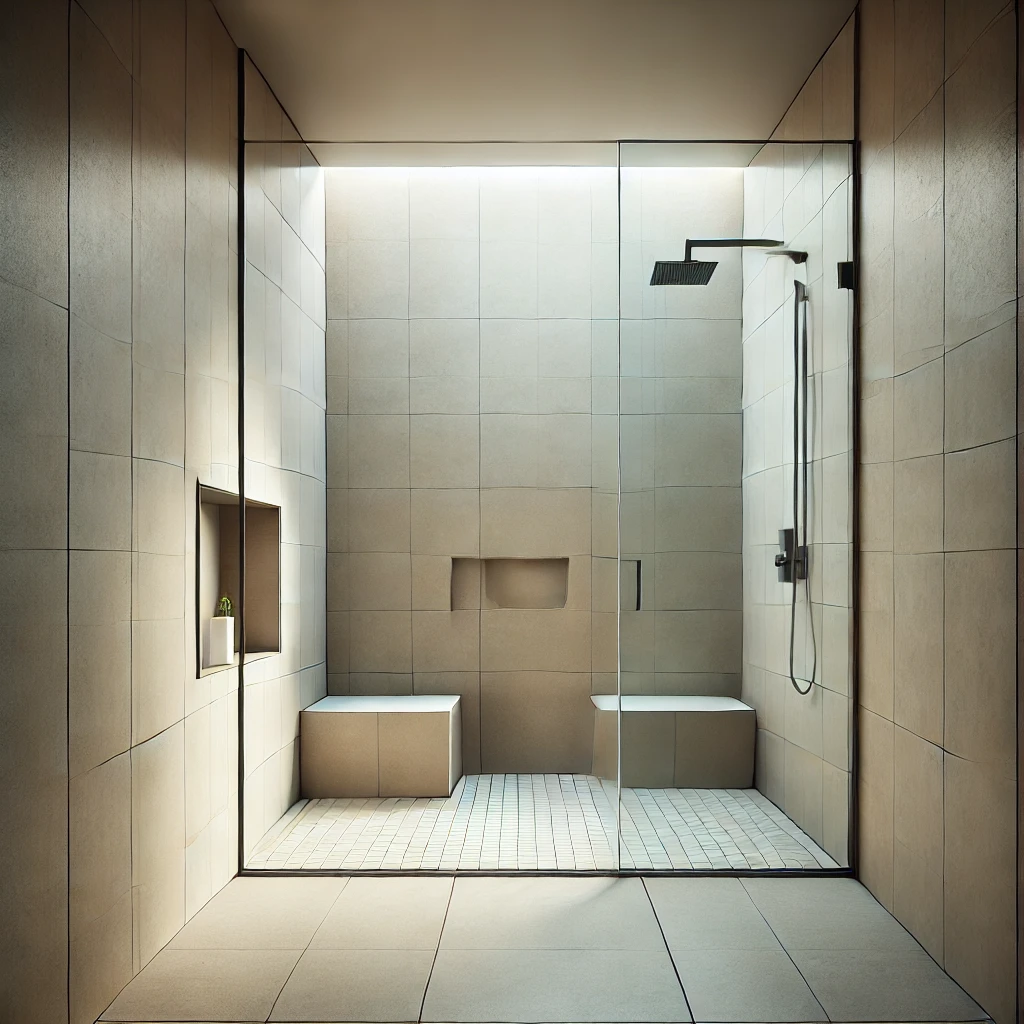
[207,615,234,667]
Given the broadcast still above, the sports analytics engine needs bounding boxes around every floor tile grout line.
[417,875,457,1022]
[264,876,352,1021]
[639,877,695,1023]
[735,876,831,1022]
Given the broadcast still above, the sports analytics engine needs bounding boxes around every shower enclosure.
[232,107,855,872]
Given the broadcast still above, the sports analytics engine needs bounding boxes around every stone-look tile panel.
[856,2,1019,1020]
[0,2,70,1020]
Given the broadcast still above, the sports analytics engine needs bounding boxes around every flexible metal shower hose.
[789,279,817,696]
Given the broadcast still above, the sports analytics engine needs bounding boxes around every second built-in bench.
[300,695,462,799]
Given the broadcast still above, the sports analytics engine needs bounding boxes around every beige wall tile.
[892,455,942,554]
[892,553,943,745]
[782,741,823,844]
[69,753,132,975]
[893,359,943,459]
[943,320,1016,451]
[480,671,593,773]
[410,414,479,488]
[347,488,410,554]
[859,462,893,552]
[893,0,943,134]
[653,552,741,611]
[409,318,479,377]
[132,722,186,967]
[70,451,131,551]
[893,836,943,962]
[411,489,479,557]
[859,551,893,720]
[858,709,894,909]
[481,609,590,673]
[0,1,68,307]
[821,761,849,866]
[71,317,132,456]
[411,555,452,611]
[133,366,185,465]
[347,415,409,489]
[134,458,185,556]
[69,550,132,777]
[480,488,590,557]
[347,552,411,611]
[943,753,1017,1024]
[349,672,412,695]
[943,550,1015,772]
[859,378,893,465]
[132,618,185,744]
[349,610,412,673]
[943,439,1016,551]
[893,726,943,880]
[412,610,479,673]
[943,8,1016,349]
[480,414,538,487]
[654,610,741,674]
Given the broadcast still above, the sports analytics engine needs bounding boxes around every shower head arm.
[682,237,785,261]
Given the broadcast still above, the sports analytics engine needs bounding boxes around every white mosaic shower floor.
[248,774,839,871]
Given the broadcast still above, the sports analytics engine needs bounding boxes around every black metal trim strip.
[240,866,855,879]
[849,3,862,881]
[234,45,247,876]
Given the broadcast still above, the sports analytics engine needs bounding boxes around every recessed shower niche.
[196,484,282,673]
[451,557,571,610]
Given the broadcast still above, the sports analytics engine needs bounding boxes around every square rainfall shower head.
[650,260,718,286]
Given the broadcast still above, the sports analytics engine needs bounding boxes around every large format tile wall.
[324,166,619,774]
[739,17,856,867]
[0,4,321,1021]
[240,60,327,860]
[857,2,1018,1021]
[66,2,242,1021]
[616,167,744,706]
[0,2,71,1021]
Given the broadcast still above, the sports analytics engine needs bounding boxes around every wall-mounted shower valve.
[775,528,807,583]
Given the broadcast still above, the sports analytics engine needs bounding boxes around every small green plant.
[216,594,233,617]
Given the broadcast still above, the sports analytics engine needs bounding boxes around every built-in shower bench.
[591,694,755,788]
[300,695,462,799]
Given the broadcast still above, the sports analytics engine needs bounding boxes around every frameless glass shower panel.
[240,87,328,862]
[616,141,854,871]
[740,142,854,867]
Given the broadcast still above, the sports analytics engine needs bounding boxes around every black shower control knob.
[774,553,788,567]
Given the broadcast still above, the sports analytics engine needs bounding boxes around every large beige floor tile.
[311,876,453,949]
[672,948,825,1022]
[441,876,664,950]
[269,948,434,1022]
[101,948,300,1021]
[790,948,987,1022]
[644,877,780,950]
[168,876,346,949]
[422,948,691,1022]
[740,877,921,951]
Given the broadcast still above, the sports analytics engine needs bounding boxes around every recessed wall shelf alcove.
[450,557,570,610]
[196,484,282,676]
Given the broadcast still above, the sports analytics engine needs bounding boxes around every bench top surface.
[591,694,752,713]
[305,695,460,714]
